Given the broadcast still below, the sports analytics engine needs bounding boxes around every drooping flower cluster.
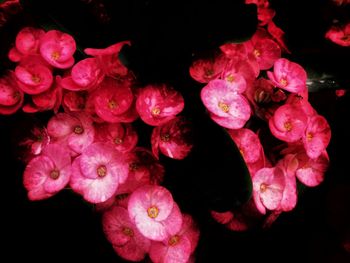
[190,1,331,229]
[1,27,198,263]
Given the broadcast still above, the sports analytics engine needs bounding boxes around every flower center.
[49,169,60,180]
[253,49,261,57]
[114,137,123,145]
[12,91,21,101]
[341,34,350,42]
[279,78,288,87]
[205,69,214,77]
[108,100,118,109]
[51,51,60,60]
[306,132,313,141]
[160,133,170,142]
[129,162,139,171]
[218,101,230,113]
[260,183,267,192]
[147,206,159,219]
[122,227,134,237]
[168,235,180,246]
[226,74,235,83]
[97,165,107,177]
[73,125,84,134]
[31,75,41,84]
[284,121,293,132]
[151,107,161,116]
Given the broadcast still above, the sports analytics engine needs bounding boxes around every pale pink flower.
[269,104,308,142]
[128,185,183,241]
[303,115,331,159]
[39,30,76,69]
[95,122,138,153]
[267,58,307,93]
[70,143,128,203]
[228,128,263,164]
[47,112,95,155]
[23,144,71,200]
[201,79,251,129]
[149,214,199,263]
[253,167,286,214]
[276,154,298,212]
[295,151,329,187]
[136,84,184,126]
[102,205,150,262]
[0,71,24,115]
[151,117,193,160]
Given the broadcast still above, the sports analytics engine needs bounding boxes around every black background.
[1,0,350,262]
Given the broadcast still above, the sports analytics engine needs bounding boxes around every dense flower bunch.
[190,0,331,230]
[0,26,198,262]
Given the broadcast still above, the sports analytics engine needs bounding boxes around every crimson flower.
[102,205,151,261]
[136,84,184,126]
[39,30,76,69]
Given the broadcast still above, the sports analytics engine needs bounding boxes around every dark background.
[1,0,350,262]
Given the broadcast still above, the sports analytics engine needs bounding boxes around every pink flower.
[20,127,50,160]
[70,143,128,203]
[8,27,44,62]
[95,122,138,153]
[102,205,150,262]
[60,58,104,91]
[267,58,307,94]
[295,151,329,187]
[269,104,308,142]
[228,128,263,164]
[15,59,53,95]
[39,30,76,69]
[221,59,257,88]
[189,55,227,83]
[23,144,71,201]
[84,41,130,78]
[93,77,134,123]
[325,23,350,47]
[201,79,251,129]
[136,84,184,126]
[0,71,24,115]
[220,72,247,94]
[151,117,193,160]
[149,214,200,263]
[253,167,286,214]
[303,115,331,159]
[245,32,281,70]
[128,185,183,241]
[23,77,62,113]
[117,148,164,195]
[47,112,95,155]
[276,154,298,212]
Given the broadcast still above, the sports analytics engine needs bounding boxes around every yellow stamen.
[147,206,159,219]
[218,101,230,113]
[97,165,107,177]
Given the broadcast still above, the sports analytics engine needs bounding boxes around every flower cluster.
[190,1,331,229]
[1,26,197,262]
